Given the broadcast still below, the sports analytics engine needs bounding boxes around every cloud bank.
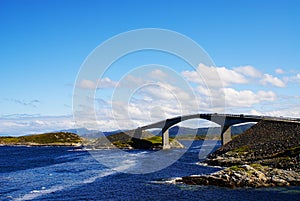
[2,64,300,135]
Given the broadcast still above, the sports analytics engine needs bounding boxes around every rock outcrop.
[207,120,300,171]
[181,164,300,188]
[180,120,300,188]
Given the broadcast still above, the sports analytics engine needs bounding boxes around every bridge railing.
[141,113,300,130]
[182,113,300,122]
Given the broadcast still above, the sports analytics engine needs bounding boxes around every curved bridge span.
[135,113,300,149]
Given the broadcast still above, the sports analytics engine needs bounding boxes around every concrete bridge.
[134,113,300,149]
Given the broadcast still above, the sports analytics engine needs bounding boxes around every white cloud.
[182,63,248,87]
[105,81,199,129]
[260,74,286,87]
[249,106,300,119]
[233,65,262,78]
[224,88,276,107]
[78,78,117,89]
[217,66,248,86]
[119,75,150,88]
[98,77,118,88]
[149,69,168,79]
[275,68,285,74]
[78,79,96,89]
[249,109,263,116]
[293,74,300,83]
[0,115,75,136]
[283,73,300,84]
[3,64,291,135]
[196,85,212,97]
[183,64,289,89]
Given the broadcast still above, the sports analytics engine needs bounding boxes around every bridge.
[133,113,300,149]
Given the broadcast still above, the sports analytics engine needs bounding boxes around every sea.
[1,140,299,201]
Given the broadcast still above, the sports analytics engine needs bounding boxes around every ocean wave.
[14,168,120,201]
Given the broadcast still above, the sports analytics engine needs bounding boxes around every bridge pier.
[221,126,232,146]
[133,127,142,139]
[162,129,171,149]
[140,113,263,149]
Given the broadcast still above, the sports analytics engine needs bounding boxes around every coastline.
[179,164,300,188]
[178,120,300,188]
[0,143,83,147]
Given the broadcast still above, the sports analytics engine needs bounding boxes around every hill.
[207,120,300,171]
[86,130,184,149]
[0,132,82,146]
[180,120,300,188]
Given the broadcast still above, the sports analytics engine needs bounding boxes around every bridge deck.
[138,113,300,149]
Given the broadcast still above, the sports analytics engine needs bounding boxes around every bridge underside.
[161,125,232,149]
[139,114,262,149]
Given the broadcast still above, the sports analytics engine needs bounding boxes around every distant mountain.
[149,123,256,139]
[103,130,128,136]
[169,126,221,137]
[59,123,256,140]
[60,128,98,135]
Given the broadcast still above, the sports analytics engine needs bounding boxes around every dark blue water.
[0,141,299,201]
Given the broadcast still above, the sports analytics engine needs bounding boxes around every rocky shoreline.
[178,120,300,188]
[179,164,300,188]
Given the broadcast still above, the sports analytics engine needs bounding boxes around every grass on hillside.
[144,136,162,144]
[0,132,81,145]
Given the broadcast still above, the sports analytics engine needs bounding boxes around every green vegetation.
[113,140,134,148]
[229,165,244,171]
[0,136,19,144]
[0,132,81,145]
[101,132,160,149]
[143,136,175,144]
[144,136,162,144]
[249,163,267,171]
[232,145,249,154]
[176,134,221,140]
[229,164,266,175]
[107,132,159,149]
[94,131,184,149]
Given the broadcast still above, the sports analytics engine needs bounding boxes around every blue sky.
[0,0,300,135]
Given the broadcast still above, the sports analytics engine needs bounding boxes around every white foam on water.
[150,177,182,185]
[13,150,145,200]
[14,167,126,201]
[15,186,65,201]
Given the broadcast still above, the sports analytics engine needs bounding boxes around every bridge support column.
[221,126,232,146]
[162,129,171,149]
[133,127,142,139]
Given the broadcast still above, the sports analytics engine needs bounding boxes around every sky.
[0,0,300,135]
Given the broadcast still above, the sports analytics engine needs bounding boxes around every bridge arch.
[139,113,262,149]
